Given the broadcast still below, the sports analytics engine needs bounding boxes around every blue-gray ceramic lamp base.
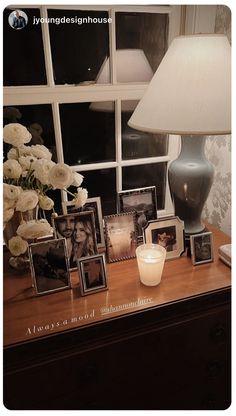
[168,135,214,235]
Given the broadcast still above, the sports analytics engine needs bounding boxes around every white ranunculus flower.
[7,147,18,160]
[17,219,53,239]
[73,187,88,208]
[18,155,37,171]
[8,236,28,256]
[16,190,39,212]
[39,195,54,210]
[3,159,22,179]
[32,159,56,185]
[19,145,34,157]
[4,208,15,224]
[48,163,74,189]
[4,198,17,210]
[3,123,32,147]
[31,144,52,160]
[72,172,84,187]
[3,183,22,200]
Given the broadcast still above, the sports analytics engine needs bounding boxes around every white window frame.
[4,4,183,216]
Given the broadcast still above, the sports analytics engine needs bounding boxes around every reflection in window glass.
[48,10,110,85]
[60,102,115,166]
[116,12,168,80]
[69,169,117,216]
[3,8,47,86]
[122,163,167,210]
[122,101,168,159]
[3,105,56,161]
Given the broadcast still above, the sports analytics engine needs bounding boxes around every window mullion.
[52,102,64,163]
[41,6,54,87]
[109,8,117,84]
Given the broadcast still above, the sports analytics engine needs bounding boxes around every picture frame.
[28,238,71,296]
[104,212,138,263]
[117,186,157,238]
[143,216,185,260]
[62,197,105,248]
[190,232,214,265]
[52,211,98,270]
[77,254,108,296]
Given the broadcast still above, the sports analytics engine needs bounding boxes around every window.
[3,5,182,216]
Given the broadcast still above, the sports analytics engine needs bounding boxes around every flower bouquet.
[3,123,88,267]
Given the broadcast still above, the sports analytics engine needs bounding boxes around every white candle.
[136,243,166,286]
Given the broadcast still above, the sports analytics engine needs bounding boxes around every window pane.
[48,10,110,85]
[122,101,168,159]
[3,105,57,161]
[116,12,168,82]
[3,8,46,86]
[122,163,167,210]
[60,102,115,165]
[69,169,117,216]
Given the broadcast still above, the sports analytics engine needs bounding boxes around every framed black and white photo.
[52,211,98,270]
[62,197,105,248]
[190,232,214,265]
[77,254,108,296]
[104,212,138,263]
[28,238,71,296]
[143,216,185,260]
[117,186,157,238]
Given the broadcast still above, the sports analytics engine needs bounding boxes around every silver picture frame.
[28,238,71,296]
[104,211,138,263]
[52,211,98,270]
[117,186,157,238]
[62,197,105,249]
[190,232,214,265]
[77,253,108,296]
[143,216,185,260]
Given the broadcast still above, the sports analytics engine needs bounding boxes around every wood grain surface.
[3,223,231,346]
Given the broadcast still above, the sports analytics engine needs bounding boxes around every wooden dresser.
[3,224,231,410]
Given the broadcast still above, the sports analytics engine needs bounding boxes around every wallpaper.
[202,5,231,236]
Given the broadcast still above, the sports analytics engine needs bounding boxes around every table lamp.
[128,34,231,235]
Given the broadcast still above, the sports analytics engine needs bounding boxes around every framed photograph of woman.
[117,186,157,238]
[78,254,108,296]
[104,212,138,263]
[28,238,71,296]
[52,211,98,270]
[190,232,214,265]
[143,216,185,260]
[62,197,105,248]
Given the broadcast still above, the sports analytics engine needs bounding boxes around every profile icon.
[8,10,28,30]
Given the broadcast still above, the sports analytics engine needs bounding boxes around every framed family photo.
[104,212,137,263]
[190,232,214,265]
[144,216,185,260]
[52,211,97,270]
[78,254,108,296]
[62,196,105,248]
[28,238,71,296]
[117,186,157,238]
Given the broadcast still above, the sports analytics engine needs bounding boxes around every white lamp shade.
[128,35,231,135]
[96,49,153,83]
[90,49,153,112]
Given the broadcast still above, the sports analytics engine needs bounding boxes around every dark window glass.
[60,102,115,166]
[48,10,110,85]
[116,12,168,81]
[122,163,167,210]
[3,8,47,86]
[122,101,168,159]
[69,169,117,216]
[3,105,56,161]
